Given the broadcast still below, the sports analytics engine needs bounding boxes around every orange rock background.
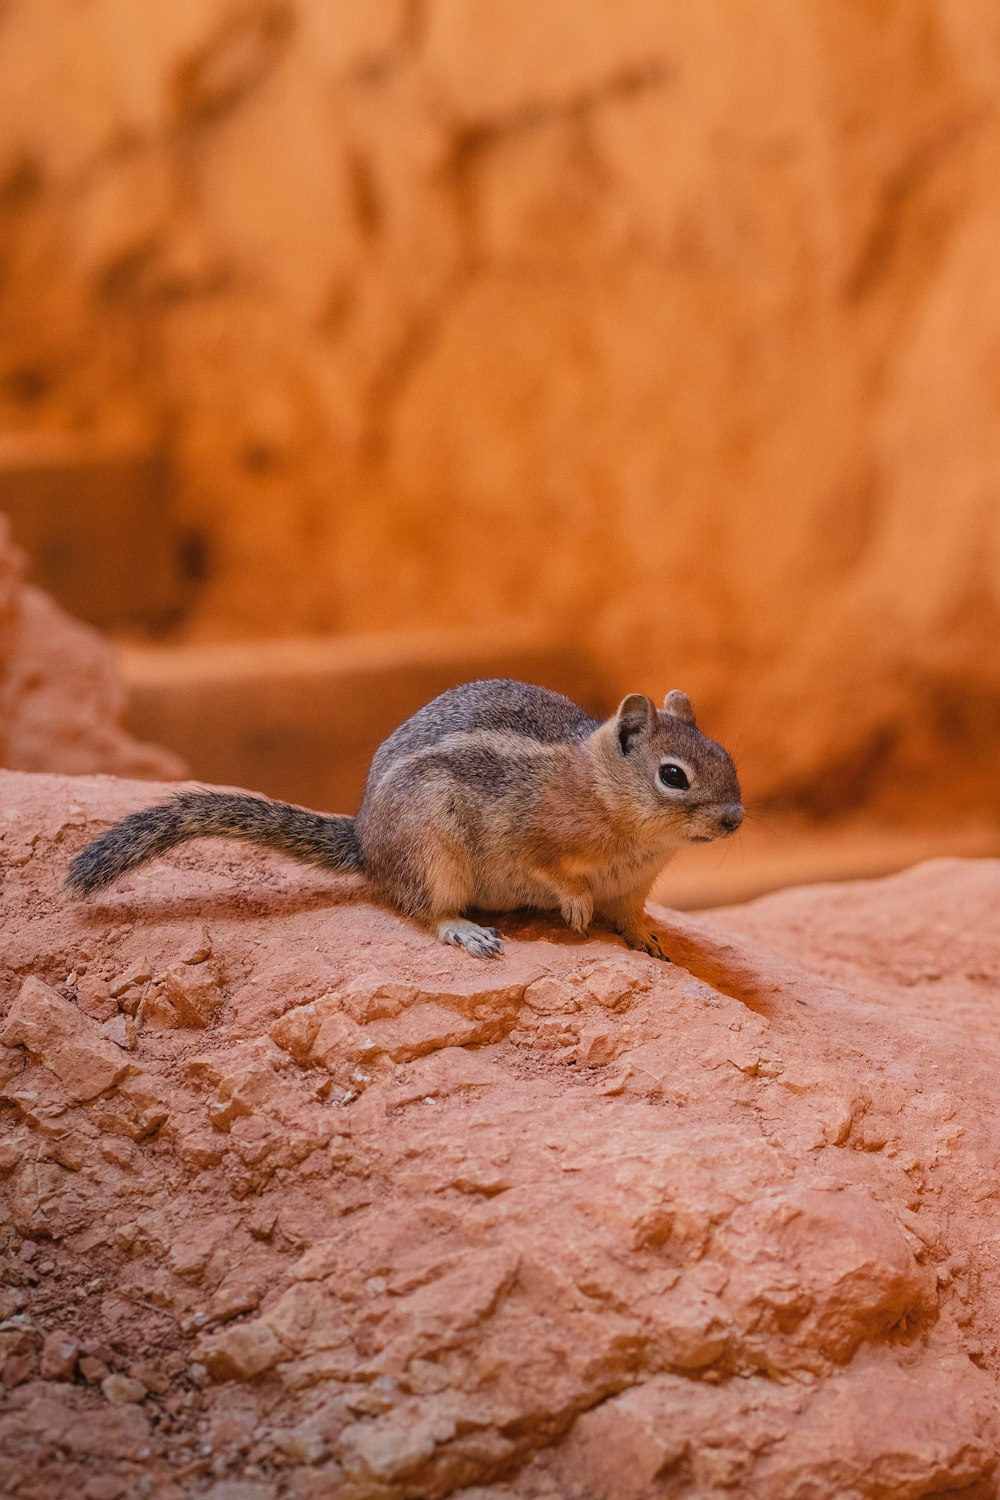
[0,0,998,829]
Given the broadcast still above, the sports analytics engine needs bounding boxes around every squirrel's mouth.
[688,834,713,844]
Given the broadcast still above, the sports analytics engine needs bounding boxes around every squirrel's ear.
[662,690,696,726]
[615,693,657,754]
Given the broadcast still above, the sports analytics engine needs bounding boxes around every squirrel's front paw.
[560,893,593,935]
[624,927,670,961]
[437,917,504,958]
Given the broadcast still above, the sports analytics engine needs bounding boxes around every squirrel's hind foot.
[437,917,504,959]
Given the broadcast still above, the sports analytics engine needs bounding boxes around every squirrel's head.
[592,690,743,843]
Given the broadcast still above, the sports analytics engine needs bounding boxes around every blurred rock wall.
[0,1,998,815]
[0,518,184,780]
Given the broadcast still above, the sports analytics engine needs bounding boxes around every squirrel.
[66,678,743,960]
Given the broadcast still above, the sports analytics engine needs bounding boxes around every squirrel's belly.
[470,866,554,914]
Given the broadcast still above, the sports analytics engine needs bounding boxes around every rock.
[100,1013,134,1050]
[721,1183,936,1372]
[0,1389,154,1461]
[1,1352,36,1387]
[163,964,225,1028]
[197,1319,286,1381]
[573,1021,621,1068]
[203,1482,279,1500]
[74,976,116,1023]
[92,1070,170,1138]
[0,519,183,780]
[0,976,130,1101]
[128,1361,168,1394]
[101,1373,146,1405]
[138,987,180,1030]
[1,770,1000,1498]
[553,1386,685,1499]
[181,929,213,965]
[204,1274,264,1326]
[390,1046,505,1105]
[40,1330,79,1380]
[109,961,152,999]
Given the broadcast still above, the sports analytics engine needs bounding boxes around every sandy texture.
[1,767,999,1498]
[1,3,999,817]
[0,518,184,780]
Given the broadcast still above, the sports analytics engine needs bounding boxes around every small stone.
[585,967,647,1011]
[101,1014,134,1050]
[110,962,151,998]
[2,1352,36,1387]
[0,1140,22,1173]
[111,1072,170,1135]
[177,1131,225,1167]
[206,1277,264,1325]
[0,976,130,1101]
[198,1319,285,1381]
[41,1330,79,1379]
[137,988,180,1030]
[575,1025,620,1068]
[75,976,117,1023]
[101,1372,146,1405]
[101,1139,136,1169]
[128,1361,168,1393]
[163,965,224,1029]
[182,929,213,965]
[79,1354,111,1384]
[247,1207,278,1241]
[0,1289,26,1319]
[276,1425,328,1464]
[523,977,580,1014]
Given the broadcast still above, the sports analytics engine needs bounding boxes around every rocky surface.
[1,767,999,1497]
[0,517,184,780]
[1,2,999,818]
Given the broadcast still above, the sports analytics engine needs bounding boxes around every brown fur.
[67,679,743,960]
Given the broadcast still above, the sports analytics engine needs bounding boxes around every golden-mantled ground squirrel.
[67,679,742,959]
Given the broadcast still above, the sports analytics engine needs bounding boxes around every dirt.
[1,767,999,1498]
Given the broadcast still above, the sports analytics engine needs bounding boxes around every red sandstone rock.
[100,1373,146,1406]
[39,1331,79,1382]
[0,518,184,781]
[1,766,1000,1498]
[1,976,131,1102]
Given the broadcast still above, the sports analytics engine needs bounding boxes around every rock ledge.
[1,769,999,1499]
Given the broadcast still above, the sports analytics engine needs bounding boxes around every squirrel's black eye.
[659,762,689,790]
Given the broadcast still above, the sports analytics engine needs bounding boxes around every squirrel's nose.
[719,805,743,834]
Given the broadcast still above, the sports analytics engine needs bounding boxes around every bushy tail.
[66,790,362,896]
